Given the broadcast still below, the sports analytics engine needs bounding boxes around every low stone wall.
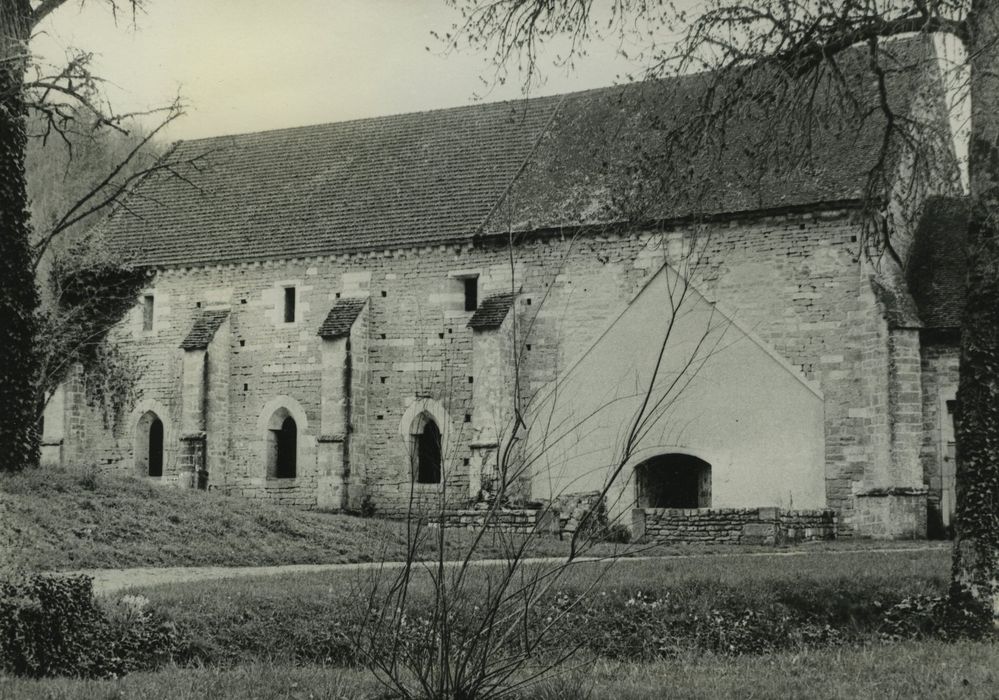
[437,507,544,534]
[437,491,605,535]
[633,507,837,545]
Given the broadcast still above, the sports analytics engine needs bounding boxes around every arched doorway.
[135,411,165,477]
[266,409,298,479]
[412,414,442,484]
[635,453,711,508]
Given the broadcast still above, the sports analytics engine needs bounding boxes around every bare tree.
[0,1,204,470]
[443,0,999,627]
[351,187,728,696]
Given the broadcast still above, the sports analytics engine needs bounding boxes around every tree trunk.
[0,1,39,471]
[952,0,999,626]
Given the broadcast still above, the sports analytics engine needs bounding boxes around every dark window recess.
[463,458,470,466]
[946,399,957,415]
[438,332,444,339]
[464,414,471,423]
[380,377,387,384]
[239,339,246,347]
[196,301,202,308]
[142,295,154,331]
[468,376,474,384]
[243,383,248,391]
[381,290,387,297]
[283,287,296,323]
[274,417,297,478]
[148,418,164,477]
[240,298,247,304]
[415,419,442,484]
[463,277,478,311]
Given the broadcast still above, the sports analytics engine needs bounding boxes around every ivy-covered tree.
[0,1,201,470]
[447,0,999,624]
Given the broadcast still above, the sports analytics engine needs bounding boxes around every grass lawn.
[4,640,996,699]
[111,547,954,667]
[3,464,942,571]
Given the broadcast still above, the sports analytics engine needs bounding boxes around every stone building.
[41,38,966,540]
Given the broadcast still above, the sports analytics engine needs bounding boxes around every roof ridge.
[175,83,637,145]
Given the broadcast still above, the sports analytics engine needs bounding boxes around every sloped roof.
[468,292,517,330]
[907,196,968,329]
[180,309,230,349]
[102,38,940,267]
[317,297,368,338]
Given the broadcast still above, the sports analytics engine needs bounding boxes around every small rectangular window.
[463,277,478,311]
[283,287,296,323]
[142,295,154,331]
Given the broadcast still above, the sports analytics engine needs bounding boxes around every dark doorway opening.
[273,416,297,478]
[414,418,442,484]
[636,453,711,508]
[148,418,164,477]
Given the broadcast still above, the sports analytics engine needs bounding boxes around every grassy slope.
[2,465,431,570]
[3,465,946,571]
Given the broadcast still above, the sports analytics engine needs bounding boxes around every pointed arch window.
[413,415,442,484]
[266,408,297,479]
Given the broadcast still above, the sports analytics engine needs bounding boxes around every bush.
[0,573,103,677]
[0,572,182,678]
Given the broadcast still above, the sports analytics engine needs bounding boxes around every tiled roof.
[908,196,968,330]
[468,292,517,330]
[179,309,230,349]
[317,297,368,338]
[101,38,939,267]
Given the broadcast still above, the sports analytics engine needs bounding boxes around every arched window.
[135,411,165,477]
[635,453,711,509]
[148,418,164,477]
[266,409,297,478]
[413,415,442,484]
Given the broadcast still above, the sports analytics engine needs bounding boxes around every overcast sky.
[33,0,644,141]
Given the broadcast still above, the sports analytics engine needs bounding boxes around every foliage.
[0,572,181,678]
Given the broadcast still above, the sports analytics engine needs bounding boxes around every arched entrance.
[412,414,442,484]
[265,408,298,479]
[135,411,165,477]
[635,453,711,508]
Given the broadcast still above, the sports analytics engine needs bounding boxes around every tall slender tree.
[448,0,999,624]
[0,1,199,471]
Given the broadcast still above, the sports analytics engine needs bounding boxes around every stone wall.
[61,207,905,523]
[633,507,837,545]
[851,488,928,539]
[437,507,543,534]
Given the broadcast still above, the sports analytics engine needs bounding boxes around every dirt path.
[77,543,948,595]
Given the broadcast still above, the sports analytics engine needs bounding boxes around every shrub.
[0,573,182,678]
[878,594,996,642]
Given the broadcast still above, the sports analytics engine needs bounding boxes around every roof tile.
[180,309,230,349]
[318,297,368,338]
[468,293,516,330]
[100,38,939,268]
